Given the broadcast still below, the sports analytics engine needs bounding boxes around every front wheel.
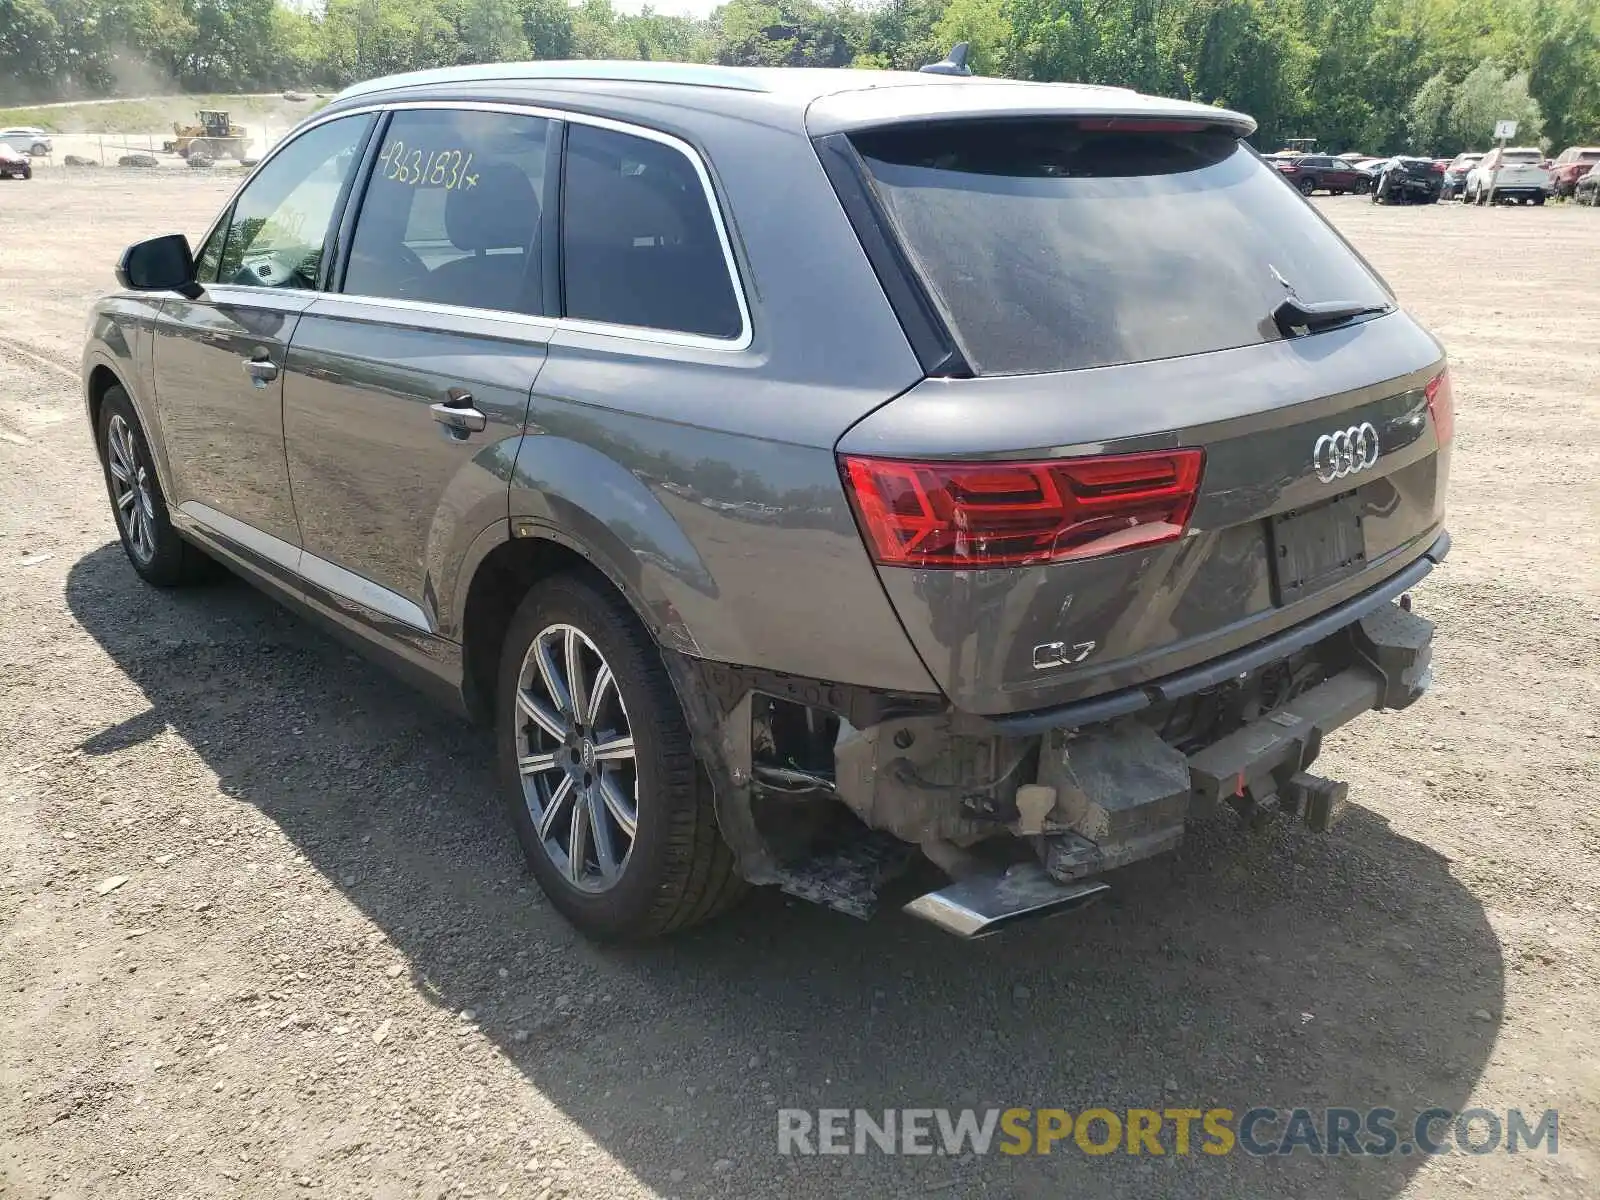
[96,386,215,586]
[30,142,47,156]
[1297,177,1317,196]
[496,573,745,941]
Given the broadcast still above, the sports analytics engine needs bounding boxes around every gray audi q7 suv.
[83,61,1450,941]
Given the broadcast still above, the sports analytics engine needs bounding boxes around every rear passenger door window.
[343,109,552,316]
[560,123,743,341]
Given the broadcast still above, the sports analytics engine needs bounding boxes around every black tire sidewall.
[495,574,695,940]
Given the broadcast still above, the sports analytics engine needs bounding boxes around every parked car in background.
[0,127,52,156]
[1549,146,1600,197]
[82,60,1450,942]
[1372,156,1443,204]
[1273,153,1370,195]
[0,142,33,180]
[1441,153,1482,199]
[1575,162,1600,206]
[1465,147,1551,205]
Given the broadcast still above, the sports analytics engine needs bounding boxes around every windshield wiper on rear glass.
[1272,296,1391,338]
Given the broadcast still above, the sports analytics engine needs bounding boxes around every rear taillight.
[1425,368,1454,445]
[1278,165,1299,173]
[839,450,1205,568]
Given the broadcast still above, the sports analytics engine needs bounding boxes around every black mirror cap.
[116,233,201,297]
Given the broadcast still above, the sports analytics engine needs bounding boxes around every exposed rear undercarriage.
[664,591,1437,938]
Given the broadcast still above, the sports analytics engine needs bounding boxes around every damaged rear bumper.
[661,536,1444,932]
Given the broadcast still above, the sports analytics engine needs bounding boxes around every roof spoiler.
[919,43,973,77]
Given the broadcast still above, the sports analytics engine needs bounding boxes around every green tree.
[1449,58,1544,146]
[933,0,1008,73]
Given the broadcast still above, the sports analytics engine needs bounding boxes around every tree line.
[3,0,1598,153]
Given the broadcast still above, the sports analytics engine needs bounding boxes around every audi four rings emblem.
[1313,422,1380,482]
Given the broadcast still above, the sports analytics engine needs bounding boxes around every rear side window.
[849,121,1391,376]
[343,109,551,315]
[561,123,742,340]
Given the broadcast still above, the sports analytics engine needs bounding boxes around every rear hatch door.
[1492,152,1550,189]
[825,116,1452,716]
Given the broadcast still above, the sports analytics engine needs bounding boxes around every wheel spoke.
[586,786,619,878]
[537,775,574,841]
[566,789,590,882]
[108,454,130,484]
[592,734,634,764]
[586,663,612,727]
[598,772,637,839]
[534,635,571,717]
[116,487,136,512]
[518,750,560,777]
[564,627,587,730]
[516,687,566,741]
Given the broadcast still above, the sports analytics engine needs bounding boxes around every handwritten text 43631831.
[376,141,478,191]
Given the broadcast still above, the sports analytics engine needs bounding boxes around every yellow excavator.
[163,110,249,159]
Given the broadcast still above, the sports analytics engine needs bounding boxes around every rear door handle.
[242,356,279,385]
[430,389,488,435]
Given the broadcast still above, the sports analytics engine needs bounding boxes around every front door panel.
[150,111,376,548]
[152,289,311,546]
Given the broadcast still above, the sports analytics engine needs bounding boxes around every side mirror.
[116,234,201,297]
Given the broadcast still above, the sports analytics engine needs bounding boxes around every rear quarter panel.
[495,96,937,693]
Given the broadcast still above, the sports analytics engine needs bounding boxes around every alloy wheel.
[106,414,157,564]
[513,623,639,892]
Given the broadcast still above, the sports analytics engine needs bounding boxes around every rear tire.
[1297,177,1316,196]
[96,386,215,587]
[495,572,745,941]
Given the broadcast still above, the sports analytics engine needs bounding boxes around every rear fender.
[505,434,713,655]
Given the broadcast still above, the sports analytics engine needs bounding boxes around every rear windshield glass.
[850,121,1391,376]
[1503,151,1542,163]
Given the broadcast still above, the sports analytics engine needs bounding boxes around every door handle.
[430,389,488,435]
[242,356,279,384]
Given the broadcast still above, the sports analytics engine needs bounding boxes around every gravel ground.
[1,172,1596,1200]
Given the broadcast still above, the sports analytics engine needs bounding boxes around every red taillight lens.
[839,449,1205,568]
[1425,368,1454,445]
[1278,165,1299,173]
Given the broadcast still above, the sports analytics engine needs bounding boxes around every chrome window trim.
[197,99,755,353]
[179,501,433,632]
[305,291,558,339]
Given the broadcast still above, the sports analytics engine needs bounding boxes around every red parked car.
[1272,154,1370,195]
[1550,147,1600,198]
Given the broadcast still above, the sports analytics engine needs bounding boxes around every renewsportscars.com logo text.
[777,1107,1558,1158]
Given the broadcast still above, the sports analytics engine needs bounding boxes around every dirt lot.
[1,170,1596,1200]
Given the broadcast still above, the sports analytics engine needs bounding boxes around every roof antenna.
[919,42,973,76]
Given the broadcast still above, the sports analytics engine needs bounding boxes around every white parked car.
[1464,146,1551,206]
[0,127,52,156]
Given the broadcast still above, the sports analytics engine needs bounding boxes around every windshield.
[851,122,1389,376]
